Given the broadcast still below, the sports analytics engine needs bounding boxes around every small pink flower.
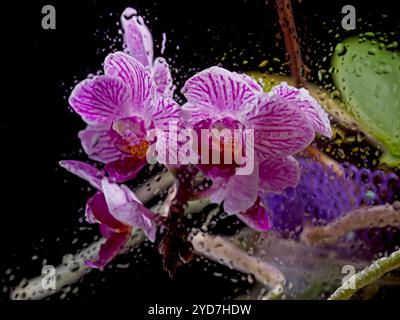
[69,52,181,182]
[59,160,157,269]
[182,67,331,230]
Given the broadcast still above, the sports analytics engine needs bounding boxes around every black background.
[0,0,399,300]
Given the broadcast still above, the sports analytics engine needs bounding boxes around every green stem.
[328,248,400,300]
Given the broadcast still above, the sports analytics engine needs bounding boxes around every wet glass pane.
[1,0,399,302]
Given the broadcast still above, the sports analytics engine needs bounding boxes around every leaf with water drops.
[331,36,400,168]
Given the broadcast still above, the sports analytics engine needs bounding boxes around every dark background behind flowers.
[0,0,398,300]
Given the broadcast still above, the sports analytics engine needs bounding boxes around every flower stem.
[328,248,400,300]
[158,166,200,276]
[11,198,286,300]
[275,0,310,87]
[10,198,210,300]
[301,203,400,246]
[191,231,286,288]
[11,230,146,300]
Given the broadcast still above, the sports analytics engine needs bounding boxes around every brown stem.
[275,0,309,87]
[158,165,199,276]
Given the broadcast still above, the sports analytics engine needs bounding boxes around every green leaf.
[331,36,400,167]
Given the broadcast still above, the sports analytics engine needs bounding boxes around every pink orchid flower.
[182,67,331,230]
[69,51,181,182]
[59,160,158,269]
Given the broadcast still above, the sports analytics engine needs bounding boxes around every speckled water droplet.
[335,43,346,56]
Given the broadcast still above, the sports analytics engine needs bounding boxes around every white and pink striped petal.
[69,75,131,124]
[259,156,300,193]
[104,52,156,115]
[246,94,315,159]
[152,57,174,98]
[270,82,332,138]
[152,97,182,131]
[79,124,124,163]
[182,67,258,123]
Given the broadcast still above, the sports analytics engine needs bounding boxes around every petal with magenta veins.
[182,67,257,122]
[235,72,263,93]
[79,124,124,163]
[69,75,131,124]
[101,178,157,241]
[59,160,103,191]
[150,97,184,164]
[86,225,130,269]
[152,97,182,131]
[179,104,193,123]
[246,94,315,159]
[104,52,156,115]
[152,57,174,98]
[259,156,300,193]
[236,197,271,232]
[121,7,154,68]
[270,82,332,138]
